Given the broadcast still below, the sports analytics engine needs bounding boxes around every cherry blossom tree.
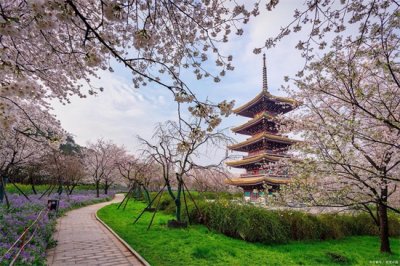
[63,155,86,195]
[0,100,64,207]
[116,154,144,203]
[59,136,86,194]
[4,0,395,132]
[259,1,399,65]
[0,0,265,131]
[43,149,86,196]
[0,130,41,206]
[285,30,400,253]
[255,0,400,254]
[84,139,124,197]
[116,154,159,208]
[43,149,67,196]
[19,159,45,195]
[139,105,232,225]
[187,167,231,193]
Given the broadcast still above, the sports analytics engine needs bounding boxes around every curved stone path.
[46,194,144,266]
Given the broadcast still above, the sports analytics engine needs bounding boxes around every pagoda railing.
[240,173,290,178]
[255,110,278,118]
[247,149,286,157]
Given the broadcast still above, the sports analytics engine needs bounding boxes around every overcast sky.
[50,1,306,173]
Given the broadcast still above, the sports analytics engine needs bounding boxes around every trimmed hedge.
[186,200,400,244]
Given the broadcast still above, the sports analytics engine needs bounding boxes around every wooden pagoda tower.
[225,54,298,202]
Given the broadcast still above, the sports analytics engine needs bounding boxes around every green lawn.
[97,200,400,266]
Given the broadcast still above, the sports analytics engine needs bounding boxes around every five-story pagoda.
[225,55,298,202]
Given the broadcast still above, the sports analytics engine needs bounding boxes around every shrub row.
[147,193,400,244]
[149,191,241,216]
[186,200,400,244]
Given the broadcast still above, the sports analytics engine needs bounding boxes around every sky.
[50,1,306,174]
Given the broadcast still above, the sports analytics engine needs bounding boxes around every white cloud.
[51,71,176,153]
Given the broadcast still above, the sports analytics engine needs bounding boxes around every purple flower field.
[0,191,115,265]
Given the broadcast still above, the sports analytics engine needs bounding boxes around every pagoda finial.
[262,54,268,92]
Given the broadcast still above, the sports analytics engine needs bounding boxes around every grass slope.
[97,200,400,266]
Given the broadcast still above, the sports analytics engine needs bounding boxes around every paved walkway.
[47,194,144,266]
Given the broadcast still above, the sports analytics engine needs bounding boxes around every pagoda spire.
[262,54,268,92]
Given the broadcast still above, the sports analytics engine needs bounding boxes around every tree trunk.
[0,176,4,204]
[39,184,52,199]
[30,176,37,195]
[104,180,109,195]
[175,182,182,222]
[143,186,151,206]
[0,176,10,208]
[96,180,100,198]
[133,183,140,199]
[57,184,63,195]
[166,181,175,200]
[31,184,37,195]
[378,202,391,253]
[175,197,181,222]
[68,184,77,195]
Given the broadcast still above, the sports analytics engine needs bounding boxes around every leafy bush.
[387,213,400,236]
[198,191,242,200]
[157,195,175,214]
[148,191,400,243]
[150,191,241,215]
[279,211,323,240]
[187,200,400,244]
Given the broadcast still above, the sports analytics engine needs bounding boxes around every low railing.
[240,173,290,178]
[247,149,286,157]
[0,208,49,266]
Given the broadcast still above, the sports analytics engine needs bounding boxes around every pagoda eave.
[225,176,265,186]
[226,153,285,168]
[231,113,273,134]
[228,132,296,151]
[233,91,298,117]
[232,91,263,114]
[224,175,291,186]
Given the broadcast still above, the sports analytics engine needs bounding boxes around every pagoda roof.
[233,90,298,118]
[228,132,296,152]
[224,175,290,186]
[232,112,273,135]
[226,153,285,168]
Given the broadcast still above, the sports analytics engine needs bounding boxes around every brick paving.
[47,194,144,266]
